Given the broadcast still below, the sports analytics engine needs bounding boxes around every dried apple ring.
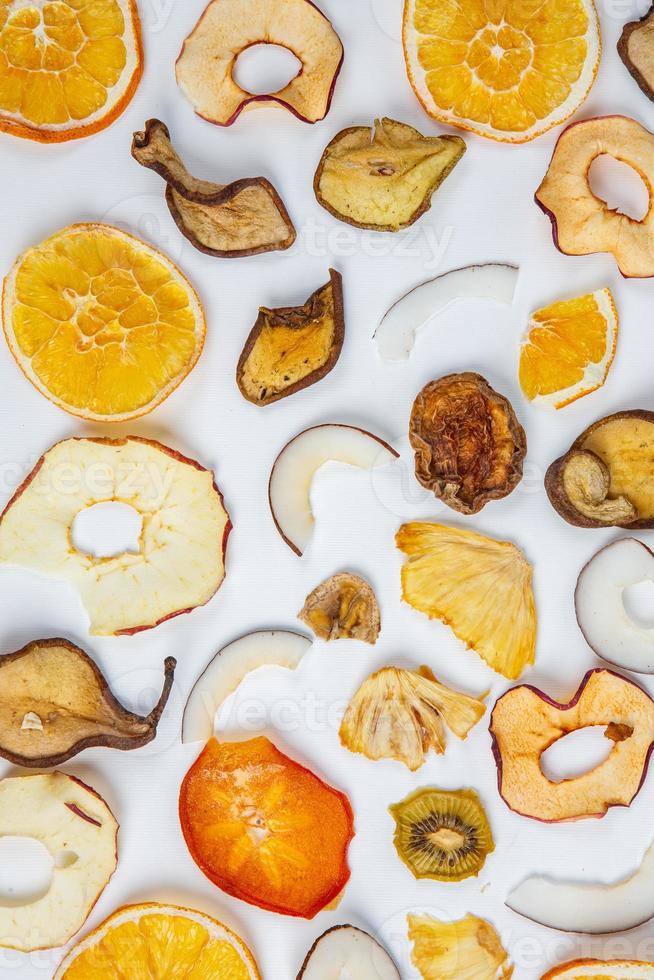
[176,0,343,126]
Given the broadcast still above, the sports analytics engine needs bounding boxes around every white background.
[2,0,654,977]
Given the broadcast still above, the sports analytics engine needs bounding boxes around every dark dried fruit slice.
[410,373,526,514]
[314,118,465,231]
[132,119,296,257]
[237,271,344,406]
[0,639,175,768]
[619,6,654,102]
[179,736,354,918]
[298,572,379,643]
[545,410,654,527]
[389,787,494,882]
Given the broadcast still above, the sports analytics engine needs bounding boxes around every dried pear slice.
[408,913,513,980]
[0,639,175,768]
[299,572,379,643]
[237,271,344,406]
[389,787,494,882]
[619,6,654,103]
[397,523,536,680]
[340,666,486,770]
[132,119,296,257]
[314,118,465,232]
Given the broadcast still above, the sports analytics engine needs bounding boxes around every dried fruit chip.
[314,117,465,232]
[179,737,354,918]
[0,639,175,767]
[390,787,494,882]
[410,373,526,514]
[132,119,296,258]
[298,925,400,979]
[619,5,654,103]
[397,522,536,679]
[175,0,343,126]
[299,572,380,644]
[543,960,654,979]
[54,903,261,979]
[340,666,486,770]
[237,271,344,406]
[408,913,513,980]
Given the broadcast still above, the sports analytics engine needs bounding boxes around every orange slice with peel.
[519,287,618,409]
[53,903,261,979]
[179,736,354,918]
[403,0,601,143]
[0,0,143,142]
[3,223,205,422]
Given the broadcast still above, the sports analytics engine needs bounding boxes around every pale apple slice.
[374,264,519,362]
[269,424,399,556]
[507,837,654,933]
[298,925,400,979]
[182,630,311,743]
[0,772,118,952]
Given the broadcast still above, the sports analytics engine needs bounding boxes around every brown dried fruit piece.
[410,373,526,514]
[619,5,654,102]
[132,119,296,258]
[545,411,654,528]
[0,639,175,768]
[314,118,465,232]
[299,572,379,644]
[237,271,344,406]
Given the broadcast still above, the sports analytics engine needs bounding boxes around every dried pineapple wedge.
[340,666,486,770]
[408,913,513,980]
[396,523,536,680]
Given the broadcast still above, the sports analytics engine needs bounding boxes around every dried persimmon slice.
[179,737,354,918]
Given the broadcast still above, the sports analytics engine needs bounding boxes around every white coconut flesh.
[182,630,312,743]
[575,538,654,673]
[299,926,400,979]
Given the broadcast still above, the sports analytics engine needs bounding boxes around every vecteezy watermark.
[299,218,454,274]
[102,194,186,266]
[140,0,177,34]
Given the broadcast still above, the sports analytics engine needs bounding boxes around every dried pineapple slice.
[339,666,486,770]
[396,523,536,679]
[408,913,513,980]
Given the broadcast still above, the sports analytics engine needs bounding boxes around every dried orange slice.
[53,903,261,979]
[179,737,354,918]
[3,223,205,422]
[403,0,601,143]
[0,0,143,142]
[519,288,618,409]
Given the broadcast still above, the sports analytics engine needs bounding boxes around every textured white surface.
[2,0,654,976]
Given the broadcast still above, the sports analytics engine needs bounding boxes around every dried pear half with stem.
[619,6,654,103]
[0,639,176,767]
[314,118,465,232]
[546,411,654,528]
[397,523,536,679]
[237,271,344,406]
[408,913,513,980]
[299,572,379,643]
[132,119,296,257]
[340,666,486,770]
[390,787,494,882]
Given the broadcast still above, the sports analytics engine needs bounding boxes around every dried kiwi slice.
[389,787,494,882]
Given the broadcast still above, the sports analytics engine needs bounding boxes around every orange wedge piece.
[3,223,205,422]
[53,903,261,979]
[0,0,143,142]
[519,288,618,409]
[403,0,601,143]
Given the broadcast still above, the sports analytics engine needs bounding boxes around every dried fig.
[299,572,380,644]
[237,271,344,405]
[409,372,526,514]
[132,119,296,257]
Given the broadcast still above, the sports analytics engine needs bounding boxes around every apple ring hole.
[623,579,654,629]
[0,837,54,907]
[588,155,650,222]
[540,726,614,783]
[233,43,302,95]
[72,501,143,559]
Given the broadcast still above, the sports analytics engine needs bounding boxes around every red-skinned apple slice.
[0,437,231,636]
[269,424,399,556]
[0,772,118,952]
[576,538,654,673]
[175,0,343,127]
[507,836,654,933]
[182,630,312,743]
